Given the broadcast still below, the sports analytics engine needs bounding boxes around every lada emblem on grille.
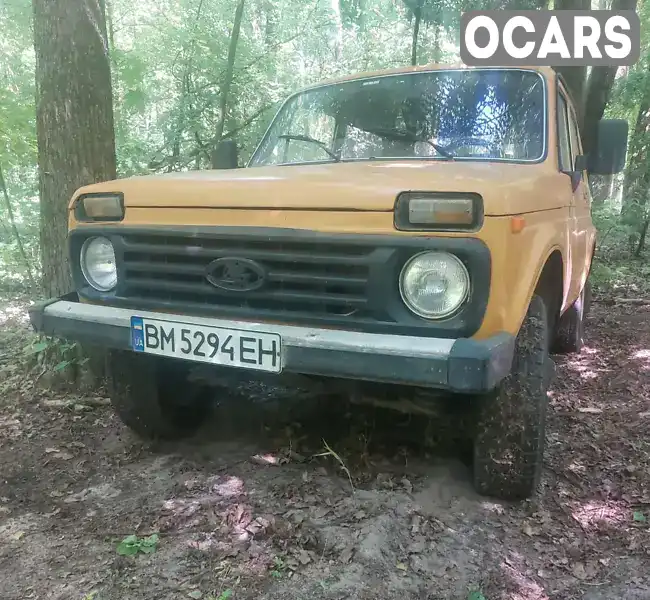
[205,257,266,292]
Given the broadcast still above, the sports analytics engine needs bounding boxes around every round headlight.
[399,251,470,319]
[80,236,117,291]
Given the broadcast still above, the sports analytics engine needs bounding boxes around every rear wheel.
[107,350,211,440]
[472,294,552,500]
[552,279,591,354]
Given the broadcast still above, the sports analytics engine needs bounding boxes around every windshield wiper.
[366,128,454,160]
[277,134,340,162]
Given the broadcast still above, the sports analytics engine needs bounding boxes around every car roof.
[298,63,555,93]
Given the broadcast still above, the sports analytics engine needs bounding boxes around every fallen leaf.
[340,547,354,563]
[187,591,203,599]
[313,506,330,519]
[408,537,426,554]
[11,531,25,541]
[250,454,279,466]
[396,561,408,572]
[246,517,272,536]
[42,399,68,408]
[577,407,603,414]
[45,447,59,454]
[49,490,64,498]
[289,451,306,463]
[572,562,587,580]
[410,515,422,535]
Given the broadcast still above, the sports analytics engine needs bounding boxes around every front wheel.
[107,350,212,440]
[472,294,553,500]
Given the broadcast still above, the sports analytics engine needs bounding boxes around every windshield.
[249,69,546,166]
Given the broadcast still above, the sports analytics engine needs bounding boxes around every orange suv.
[29,65,628,500]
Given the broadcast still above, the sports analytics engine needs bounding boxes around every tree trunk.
[211,0,245,167]
[635,214,650,256]
[33,0,116,298]
[411,1,422,66]
[0,162,37,288]
[622,71,650,221]
[554,0,590,122]
[581,0,637,155]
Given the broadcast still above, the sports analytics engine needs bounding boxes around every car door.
[557,85,590,305]
[566,94,596,295]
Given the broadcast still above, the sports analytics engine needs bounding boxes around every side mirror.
[575,154,588,172]
[211,139,238,169]
[588,119,628,175]
[567,154,588,192]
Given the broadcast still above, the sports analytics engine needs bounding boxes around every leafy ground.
[0,294,649,600]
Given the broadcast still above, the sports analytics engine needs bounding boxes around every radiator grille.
[120,233,380,319]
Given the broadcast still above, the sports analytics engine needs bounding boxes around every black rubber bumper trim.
[28,295,131,350]
[28,296,515,393]
[27,291,79,333]
[284,347,448,388]
[448,333,516,392]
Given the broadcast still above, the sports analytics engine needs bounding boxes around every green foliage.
[116,533,159,556]
[467,590,487,600]
[1,0,650,291]
[633,511,647,523]
[269,555,287,579]
[23,337,90,375]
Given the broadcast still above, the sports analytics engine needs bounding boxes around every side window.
[557,94,572,172]
[567,107,583,166]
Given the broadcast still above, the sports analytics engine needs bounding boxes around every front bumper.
[28,294,515,393]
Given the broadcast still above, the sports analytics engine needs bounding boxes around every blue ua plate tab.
[131,316,145,352]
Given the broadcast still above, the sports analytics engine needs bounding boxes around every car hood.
[74,160,565,216]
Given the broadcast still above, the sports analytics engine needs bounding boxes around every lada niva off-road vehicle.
[29,64,628,500]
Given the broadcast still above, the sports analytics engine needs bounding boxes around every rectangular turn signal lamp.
[74,193,124,221]
[409,197,473,225]
[394,192,483,231]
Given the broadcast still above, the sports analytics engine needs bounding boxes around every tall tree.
[32,0,116,297]
[556,0,638,156]
[410,0,423,66]
[211,0,246,167]
[554,0,590,118]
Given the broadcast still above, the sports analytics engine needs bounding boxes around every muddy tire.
[472,294,552,500]
[107,350,211,440]
[552,280,590,354]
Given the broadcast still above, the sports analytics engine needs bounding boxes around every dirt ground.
[0,296,649,600]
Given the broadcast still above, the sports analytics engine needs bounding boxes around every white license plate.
[130,316,282,373]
